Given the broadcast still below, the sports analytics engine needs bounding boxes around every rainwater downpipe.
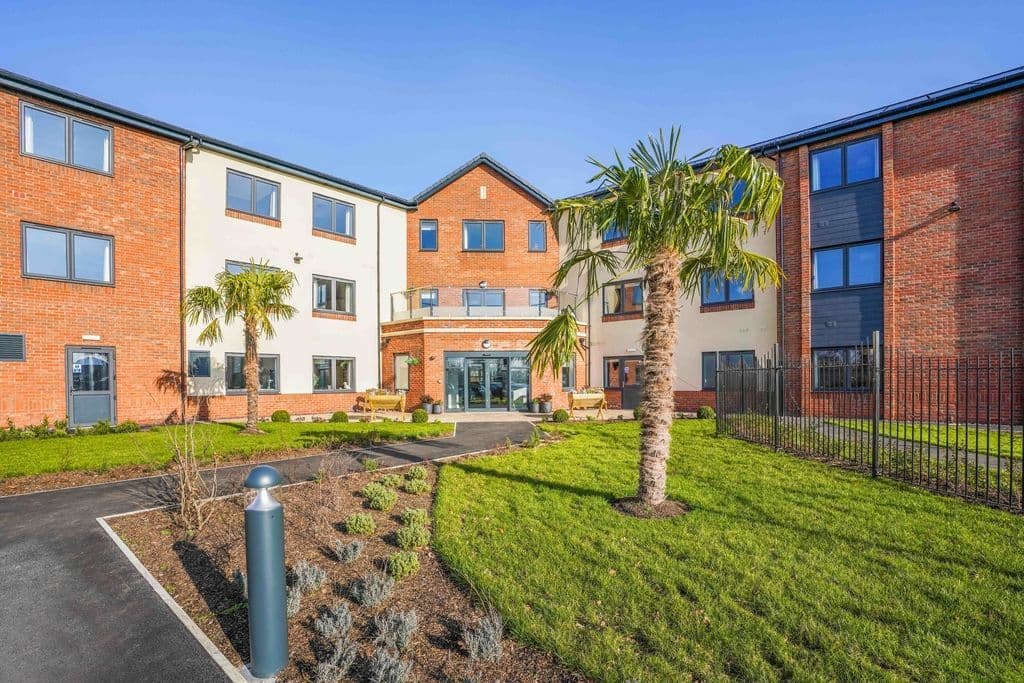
[376,196,384,388]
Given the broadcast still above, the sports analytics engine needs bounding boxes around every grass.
[0,420,452,478]
[433,420,1024,682]
[832,419,1022,459]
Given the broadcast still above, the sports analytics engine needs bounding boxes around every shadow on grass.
[173,540,249,662]
[447,461,613,500]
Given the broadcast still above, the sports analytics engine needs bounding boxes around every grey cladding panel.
[811,288,882,347]
[811,181,883,248]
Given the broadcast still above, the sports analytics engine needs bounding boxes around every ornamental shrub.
[362,482,398,511]
[386,551,420,581]
[410,408,428,424]
[696,405,716,420]
[379,473,402,488]
[270,410,291,423]
[351,573,394,607]
[406,465,428,481]
[330,411,349,423]
[551,409,569,423]
[395,524,430,550]
[399,508,429,527]
[402,478,429,495]
[344,513,376,535]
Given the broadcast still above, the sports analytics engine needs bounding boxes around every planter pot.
[421,402,432,412]
[540,401,552,413]
[530,401,540,413]
[432,404,442,414]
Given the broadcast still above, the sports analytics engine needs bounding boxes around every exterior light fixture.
[482,339,492,349]
[293,252,303,264]
[479,280,487,289]
[948,201,961,213]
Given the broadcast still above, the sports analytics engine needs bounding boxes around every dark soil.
[612,496,689,518]
[109,463,585,682]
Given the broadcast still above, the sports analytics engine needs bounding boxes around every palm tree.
[183,260,297,434]
[529,128,783,512]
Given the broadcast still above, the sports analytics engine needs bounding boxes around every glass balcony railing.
[390,286,563,321]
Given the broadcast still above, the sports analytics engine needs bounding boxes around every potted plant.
[539,393,553,414]
[530,396,540,413]
[432,400,443,414]
[420,395,433,412]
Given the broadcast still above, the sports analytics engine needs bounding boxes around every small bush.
[410,408,428,424]
[363,458,380,472]
[292,560,328,594]
[406,465,428,481]
[399,508,429,527]
[551,409,569,423]
[89,420,113,435]
[329,411,349,423]
[314,602,353,640]
[379,473,402,488]
[344,513,376,535]
[114,420,140,433]
[231,568,247,599]
[367,647,412,683]
[315,636,357,683]
[464,611,503,662]
[395,524,430,550]
[374,609,418,651]
[402,478,429,495]
[351,573,394,607]
[332,539,364,563]
[286,586,302,618]
[270,410,291,423]
[633,405,646,420]
[696,405,716,420]
[387,551,420,581]
[363,482,398,511]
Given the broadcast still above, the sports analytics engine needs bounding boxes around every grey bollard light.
[243,465,288,680]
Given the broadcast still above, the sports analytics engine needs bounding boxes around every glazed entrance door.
[67,347,115,427]
[466,357,509,410]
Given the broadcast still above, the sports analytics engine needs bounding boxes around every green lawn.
[433,420,1024,682]
[832,419,1022,459]
[0,420,452,479]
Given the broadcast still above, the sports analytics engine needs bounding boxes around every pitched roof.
[414,153,552,206]
[0,68,416,208]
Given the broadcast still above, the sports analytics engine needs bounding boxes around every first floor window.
[811,136,879,191]
[23,224,112,284]
[394,354,410,391]
[813,347,873,391]
[226,170,280,219]
[812,241,881,290]
[529,289,548,308]
[313,356,354,391]
[700,271,752,305]
[602,221,627,243]
[313,194,355,236]
[22,103,112,173]
[226,354,279,392]
[464,288,504,312]
[419,219,438,250]
[463,220,504,251]
[314,276,355,314]
[603,279,643,315]
[419,288,438,308]
[188,350,211,378]
[528,220,547,251]
[701,350,756,390]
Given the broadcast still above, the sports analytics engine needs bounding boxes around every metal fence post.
[772,343,781,451]
[715,367,722,434]
[871,330,881,478]
[243,465,288,680]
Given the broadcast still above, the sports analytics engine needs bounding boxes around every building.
[1,65,1021,426]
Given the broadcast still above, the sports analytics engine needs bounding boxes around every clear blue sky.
[3,1,1021,199]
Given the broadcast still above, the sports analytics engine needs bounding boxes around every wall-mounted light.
[948,200,961,213]
[293,252,303,264]
[481,339,492,349]
[478,280,487,289]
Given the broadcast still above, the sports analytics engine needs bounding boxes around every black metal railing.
[716,332,1024,513]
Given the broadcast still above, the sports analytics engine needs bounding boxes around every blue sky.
[3,1,1021,199]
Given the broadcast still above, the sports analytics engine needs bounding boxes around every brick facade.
[0,90,183,426]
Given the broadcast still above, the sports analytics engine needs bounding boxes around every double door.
[445,353,530,411]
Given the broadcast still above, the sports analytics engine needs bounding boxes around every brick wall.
[0,90,183,426]
[185,392,362,422]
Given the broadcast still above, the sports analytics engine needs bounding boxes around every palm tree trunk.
[242,323,261,434]
[638,247,682,506]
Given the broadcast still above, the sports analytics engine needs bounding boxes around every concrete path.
[0,422,534,682]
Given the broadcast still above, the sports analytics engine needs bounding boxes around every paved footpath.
[0,422,533,683]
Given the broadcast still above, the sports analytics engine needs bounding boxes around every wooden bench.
[568,389,607,419]
[363,390,405,418]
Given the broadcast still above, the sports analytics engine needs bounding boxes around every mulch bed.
[108,462,585,682]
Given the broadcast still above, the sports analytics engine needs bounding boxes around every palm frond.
[527,309,584,379]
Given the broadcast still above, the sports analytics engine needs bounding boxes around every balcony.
[390,286,562,321]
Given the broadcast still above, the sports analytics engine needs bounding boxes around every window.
[314,276,355,314]
[226,170,280,219]
[419,288,438,308]
[313,356,354,392]
[731,180,748,209]
[813,347,873,391]
[313,195,355,237]
[463,289,504,313]
[419,220,438,251]
[463,221,504,251]
[811,137,880,191]
[702,350,756,390]
[528,221,547,252]
[224,260,278,275]
[602,221,627,243]
[23,224,112,284]
[603,279,644,315]
[812,242,881,290]
[0,334,26,362]
[226,354,279,392]
[21,103,112,173]
[188,350,211,378]
[394,354,410,391]
[529,289,548,308]
[562,357,575,390]
[700,271,753,305]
